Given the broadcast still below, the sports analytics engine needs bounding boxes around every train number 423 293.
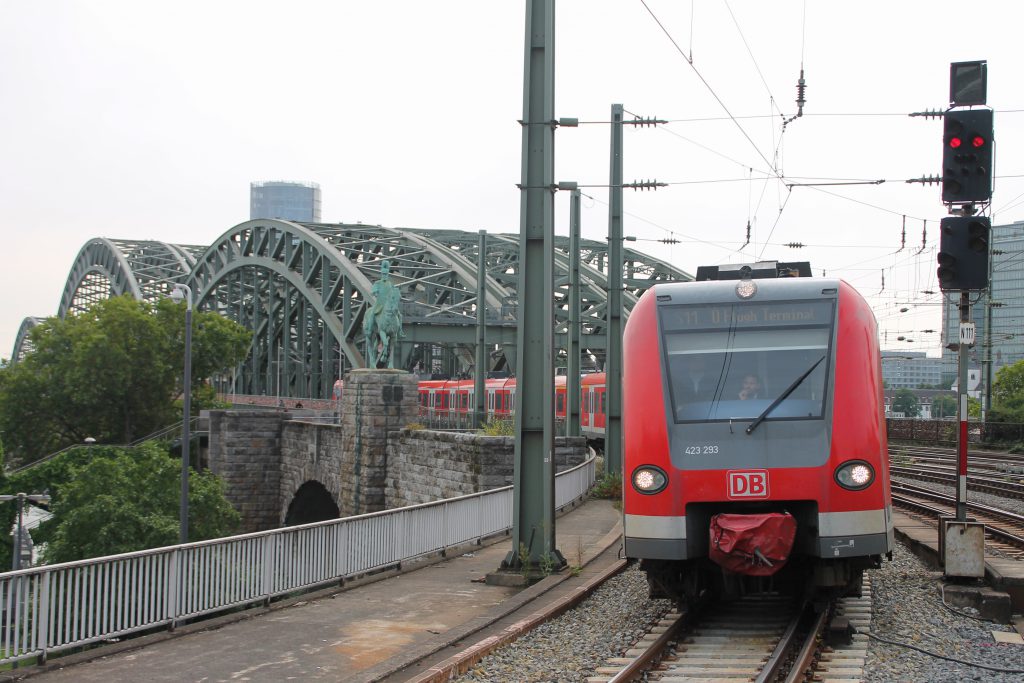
[684,445,719,455]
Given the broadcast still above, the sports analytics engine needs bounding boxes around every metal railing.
[0,456,596,666]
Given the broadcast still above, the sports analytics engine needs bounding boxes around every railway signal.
[941,109,993,204]
[937,216,990,291]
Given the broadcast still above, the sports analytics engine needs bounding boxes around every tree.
[5,442,239,564]
[993,360,1024,414]
[891,389,920,418]
[0,296,250,464]
[931,394,957,419]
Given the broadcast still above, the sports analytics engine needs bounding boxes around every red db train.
[417,372,608,439]
[623,263,892,604]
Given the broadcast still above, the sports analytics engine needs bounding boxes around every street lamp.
[170,283,192,544]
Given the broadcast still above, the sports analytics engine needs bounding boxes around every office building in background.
[250,181,321,222]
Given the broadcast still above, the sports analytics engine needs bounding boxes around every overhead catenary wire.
[638,0,780,176]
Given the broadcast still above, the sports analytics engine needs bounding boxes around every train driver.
[737,373,762,400]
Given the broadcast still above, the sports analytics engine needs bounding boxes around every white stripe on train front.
[818,508,890,536]
[624,513,686,539]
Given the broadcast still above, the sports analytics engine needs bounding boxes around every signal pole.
[936,60,991,577]
[956,291,970,521]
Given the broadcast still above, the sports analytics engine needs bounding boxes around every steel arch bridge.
[13,221,691,399]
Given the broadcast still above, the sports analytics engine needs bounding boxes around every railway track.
[891,481,1024,558]
[588,593,843,683]
[891,444,1024,473]
[889,464,1024,499]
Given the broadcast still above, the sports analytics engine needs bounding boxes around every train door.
[583,386,594,431]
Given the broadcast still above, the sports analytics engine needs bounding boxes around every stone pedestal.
[339,369,419,514]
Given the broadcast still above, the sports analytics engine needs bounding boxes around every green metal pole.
[504,0,562,571]
[567,189,581,437]
[605,104,624,477]
[475,230,487,428]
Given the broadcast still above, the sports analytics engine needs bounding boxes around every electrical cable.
[756,187,793,260]
[803,185,931,221]
[723,0,783,115]
[638,0,779,175]
[863,631,1024,674]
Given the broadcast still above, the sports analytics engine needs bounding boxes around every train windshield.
[660,299,834,423]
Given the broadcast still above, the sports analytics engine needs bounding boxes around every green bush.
[479,419,515,436]
[591,472,622,500]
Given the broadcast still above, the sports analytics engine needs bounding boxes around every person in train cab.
[737,373,762,400]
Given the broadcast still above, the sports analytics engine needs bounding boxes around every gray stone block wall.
[339,369,419,515]
[280,421,344,521]
[207,372,585,530]
[386,431,587,507]
[207,410,288,533]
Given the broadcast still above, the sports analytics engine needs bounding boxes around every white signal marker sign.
[960,322,976,346]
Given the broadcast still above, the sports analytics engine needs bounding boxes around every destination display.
[660,300,834,331]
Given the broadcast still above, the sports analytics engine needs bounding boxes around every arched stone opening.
[284,480,340,526]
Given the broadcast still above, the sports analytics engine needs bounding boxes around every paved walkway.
[17,500,622,683]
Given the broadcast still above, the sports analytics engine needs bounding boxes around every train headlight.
[632,466,668,495]
[834,460,875,491]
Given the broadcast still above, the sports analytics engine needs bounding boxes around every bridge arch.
[10,316,44,363]
[284,480,340,526]
[188,220,521,398]
[19,222,692,395]
[58,238,202,318]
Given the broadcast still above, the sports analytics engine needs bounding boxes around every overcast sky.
[2,1,1022,360]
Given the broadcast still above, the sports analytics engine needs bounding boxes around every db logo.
[727,470,769,498]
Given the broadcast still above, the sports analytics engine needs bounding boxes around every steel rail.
[781,607,829,683]
[606,611,687,683]
[892,484,1024,547]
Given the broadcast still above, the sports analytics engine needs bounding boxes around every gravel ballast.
[453,538,1024,682]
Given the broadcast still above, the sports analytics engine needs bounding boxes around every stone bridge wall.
[385,431,588,507]
[207,410,288,533]
[208,370,588,531]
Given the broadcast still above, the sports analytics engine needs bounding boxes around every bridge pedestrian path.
[11,499,622,683]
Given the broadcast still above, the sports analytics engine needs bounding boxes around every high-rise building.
[881,351,945,389]
[941,220,1024,390]
[250,181,321,222]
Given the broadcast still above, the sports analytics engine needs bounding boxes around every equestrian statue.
[363,259,403,369]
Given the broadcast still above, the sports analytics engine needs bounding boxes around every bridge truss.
[14,221,691,399]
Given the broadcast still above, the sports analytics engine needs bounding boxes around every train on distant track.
[332,371,608,439]
[416,372,608,440]
[622,262,893,604]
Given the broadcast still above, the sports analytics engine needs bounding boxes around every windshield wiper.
[745,355,826,435]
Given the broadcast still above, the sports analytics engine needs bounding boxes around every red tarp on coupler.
[709,512,797,576]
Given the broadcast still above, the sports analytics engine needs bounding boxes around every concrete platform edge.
[362,520,622,679]
[892,511,1019,620]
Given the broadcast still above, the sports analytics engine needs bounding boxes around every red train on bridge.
[622,263,893,604]
[416,372,607,440]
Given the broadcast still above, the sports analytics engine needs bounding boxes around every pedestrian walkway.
[12,499,622,683]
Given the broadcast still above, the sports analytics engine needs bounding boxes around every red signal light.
[972,135,985,148]
[949,137,962,148]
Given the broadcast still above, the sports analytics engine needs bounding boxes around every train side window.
[556,393,565,413]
